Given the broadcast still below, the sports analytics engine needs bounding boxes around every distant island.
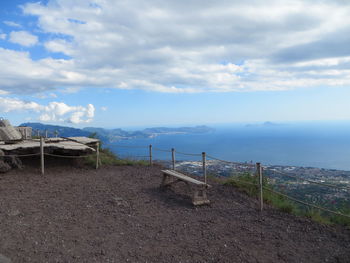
[245,121,284,127]
[20,123,215,143]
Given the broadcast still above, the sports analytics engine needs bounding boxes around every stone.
[4,156,23,169]
[0,254,11,263]
[0,160,11,173]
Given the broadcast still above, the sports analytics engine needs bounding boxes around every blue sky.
[1,0,350,128]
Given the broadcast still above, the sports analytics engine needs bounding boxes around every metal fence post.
[149,144,153,166]
[257,162,263,211]
[202,152,207,184]
[171,148,175,170]
[40,137,45,175]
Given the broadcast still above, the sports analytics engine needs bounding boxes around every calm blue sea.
[108,122,350,171]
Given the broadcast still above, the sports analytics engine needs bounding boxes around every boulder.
[0,150,11,173]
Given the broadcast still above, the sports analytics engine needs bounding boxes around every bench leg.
[161,173,173,187]
[192,187,210,206]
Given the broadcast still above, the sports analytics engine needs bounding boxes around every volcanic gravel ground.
[0,164,349,262]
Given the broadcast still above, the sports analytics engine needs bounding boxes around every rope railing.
[153,147,172,153]
[44,153,94,159]
[176,151,202,157]
[262,186,350,219]
[266,168,350,191]
[115,144,254,168]
[1,153,41,157]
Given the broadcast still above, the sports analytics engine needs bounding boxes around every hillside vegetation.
[224,173,350,227]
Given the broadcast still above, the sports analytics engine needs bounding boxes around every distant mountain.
[84,125,214,142]
[142,125,214,135]
[20,123,92,138]
[20,123,214,143]
[82,127,136,142]
[245,121,284,127]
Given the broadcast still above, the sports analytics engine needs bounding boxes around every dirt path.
[0,164,349,262]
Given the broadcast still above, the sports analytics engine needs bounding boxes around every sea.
[108,121,350,171]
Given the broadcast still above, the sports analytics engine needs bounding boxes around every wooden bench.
[160,169,211,205]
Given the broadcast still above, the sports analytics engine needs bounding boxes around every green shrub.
[224,172,259,197]
[264,190,295,214]
[300,209,332,225]
[328,203,350,227]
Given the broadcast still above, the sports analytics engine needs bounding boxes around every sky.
[0,0,350,128]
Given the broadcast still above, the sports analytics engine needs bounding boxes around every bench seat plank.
[161,169,207,186]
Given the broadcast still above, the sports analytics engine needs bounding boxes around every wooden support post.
[257,162,263,211]
[149,144,153,166]
[40,137,45,175]
[202,152,207,184]
[96,142,100,169]
[171,148,175,170]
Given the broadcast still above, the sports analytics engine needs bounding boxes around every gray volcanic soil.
[0,162,349,262]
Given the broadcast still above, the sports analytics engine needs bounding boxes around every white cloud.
[40,102,95,123]
[3,21,21,28]
[9,31,38,47]
[44,39,73,55]
[0,0,348,94]
[100,106,107,111]
[67,104,95,124]
[0,33,6,40]
[0,97,95,124]
[60,87,82,94]
[35,93,58,99]
[86,104,94,118]
[0,89,9,95]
